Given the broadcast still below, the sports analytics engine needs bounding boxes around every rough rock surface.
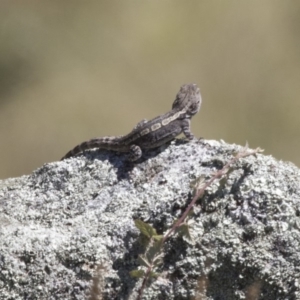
[0,139,300,300]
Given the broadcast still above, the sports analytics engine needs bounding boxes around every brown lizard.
[61,83,201,161]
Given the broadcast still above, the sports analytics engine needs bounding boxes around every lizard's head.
[172,83,201,117]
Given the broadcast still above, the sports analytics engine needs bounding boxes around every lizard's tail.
[61,137,122,160]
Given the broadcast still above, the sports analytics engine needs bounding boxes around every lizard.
[61,83,202,161]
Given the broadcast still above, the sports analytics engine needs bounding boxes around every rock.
[0,139,300,299]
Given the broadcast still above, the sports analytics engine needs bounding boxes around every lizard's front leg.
[128,144,142,161]
[181,119,195,140]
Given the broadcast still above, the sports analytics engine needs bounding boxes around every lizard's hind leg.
[128,145,142,161]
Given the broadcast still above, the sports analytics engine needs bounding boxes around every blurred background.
[0,1,299,179]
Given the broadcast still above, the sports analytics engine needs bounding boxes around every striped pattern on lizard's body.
[61,83,202,161]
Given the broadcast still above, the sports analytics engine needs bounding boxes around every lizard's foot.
[185,134,196,141]
[128,145,142,161]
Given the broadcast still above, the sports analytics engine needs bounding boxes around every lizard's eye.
[188,96,201,115]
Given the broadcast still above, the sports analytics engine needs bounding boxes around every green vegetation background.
[0,1,299,179]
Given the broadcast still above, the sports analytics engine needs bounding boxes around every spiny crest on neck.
[172,83,201,117]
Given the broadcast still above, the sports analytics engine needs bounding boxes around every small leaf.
[253,147,264,156]
[134,219,157,238]
[149,271,159,278]
[177,223,194,244]
[139,234,151,247]
[182,231,195,245]
[130,269,145,278]
[190,175,206,190]
[146,239,163,263]
[138,255,151,268]
[153,235,163,241]
[152,252,164,266]
[257,147,264,153]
